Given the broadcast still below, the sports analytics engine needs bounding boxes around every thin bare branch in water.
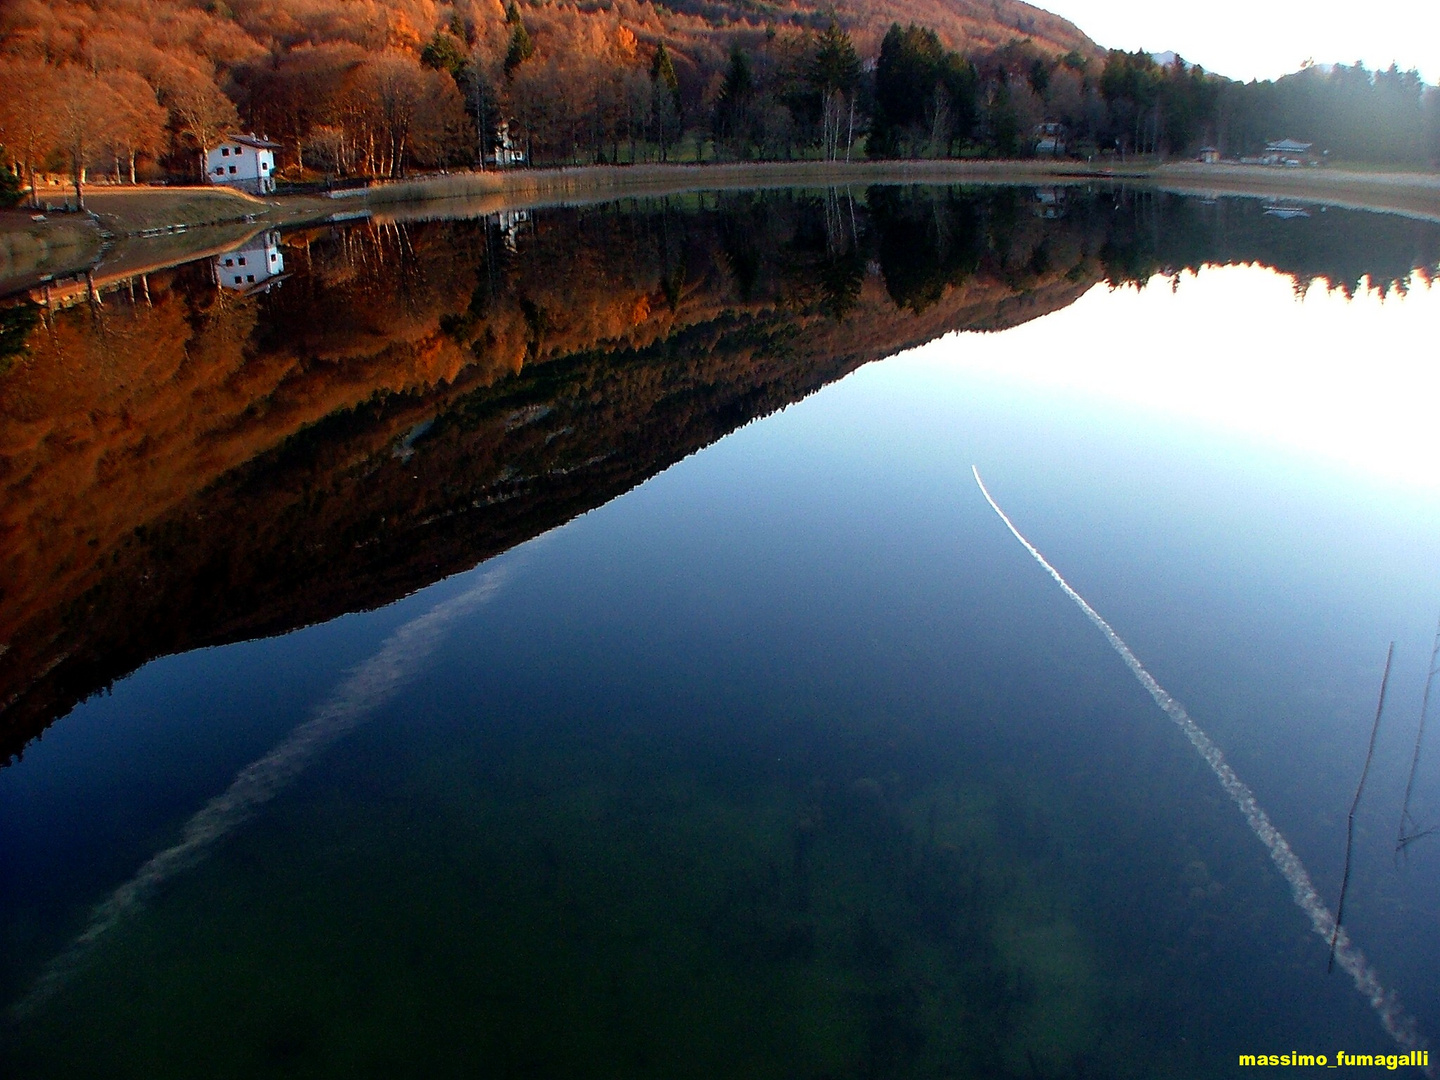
[1330,643,1393,974]
[1396,616,1440,856]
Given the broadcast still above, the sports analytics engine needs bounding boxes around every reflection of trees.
[1093,190,1440,296]
[4,188,1440,764]
[869,187,983,314]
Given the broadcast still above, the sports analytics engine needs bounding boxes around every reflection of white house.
[207,134,282,194]
[214,231,285,293]
[485,121,526,167]
[1033,121,1066,157]
[491,207,530,252]
[1032,187,1066,219]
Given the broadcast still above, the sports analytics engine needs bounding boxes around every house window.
[260,161,268,171]
[222,147,230,156]
[229,165,237,174]
[234,276,242,284]
[246,275,254,282]
[238,256,246,265]
[270,254,276,261]
[215,166,224,175]
[223,258,233,267]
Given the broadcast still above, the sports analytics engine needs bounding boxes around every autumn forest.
[0,0,1438,201]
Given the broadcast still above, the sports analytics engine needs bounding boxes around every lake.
[2,184,1439,1078]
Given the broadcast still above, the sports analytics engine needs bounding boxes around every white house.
[207,134,282,194]
[214,231,285,293]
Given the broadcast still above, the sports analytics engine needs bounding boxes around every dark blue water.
[3,188,1439,1078]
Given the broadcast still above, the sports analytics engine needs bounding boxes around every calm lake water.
[2,185,1439,1078]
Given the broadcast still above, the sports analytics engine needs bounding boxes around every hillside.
[0,0,1099,188]
[2,0,1096,78]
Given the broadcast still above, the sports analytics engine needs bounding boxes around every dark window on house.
[229,165,237,174]
[234,276,242,284]
[221,148,229,156]
[246,275,254,282]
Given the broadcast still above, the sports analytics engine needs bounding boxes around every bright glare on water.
[934,264,1440,495]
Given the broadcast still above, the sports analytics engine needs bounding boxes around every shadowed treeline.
[2,185,1439,764]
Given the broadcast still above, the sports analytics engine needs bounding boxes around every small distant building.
[1261,138,1314,167]
[1033,121,1067,157]
[214,231,285,293]
[207,134,282,194]
[1198,146,1221,164]
[486,121,526,168]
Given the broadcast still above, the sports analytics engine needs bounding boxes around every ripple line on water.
[10,566,509,1021]
[972,466,1428,1064]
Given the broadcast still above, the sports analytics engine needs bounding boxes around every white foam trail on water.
[11,567,509,1021]
[972,466,1429,1063]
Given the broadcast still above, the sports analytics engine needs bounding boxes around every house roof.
[1265,138,1313,152]
[226,133,283,150]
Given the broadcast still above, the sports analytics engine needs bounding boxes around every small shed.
[207,135,282,194]
[1198,146,1221,164]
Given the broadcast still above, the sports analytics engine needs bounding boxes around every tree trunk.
[129,150,137,185]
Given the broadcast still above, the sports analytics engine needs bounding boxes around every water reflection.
[212,231,286,294]
[4,184,1440,1078]
[2,186,1438,766]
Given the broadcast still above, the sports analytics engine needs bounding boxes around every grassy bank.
[81,186,269,233]
[332,158,1440,219]
[0,212,104,290]
[335,159,1102,209]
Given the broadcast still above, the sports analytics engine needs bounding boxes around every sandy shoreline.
[4,159,1438,297]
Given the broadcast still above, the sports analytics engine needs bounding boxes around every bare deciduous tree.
[159,60,242,180]
[0,58,58,208]
[53,66,122,210]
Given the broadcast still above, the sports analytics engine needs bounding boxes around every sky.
[1038,0,1439,84]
